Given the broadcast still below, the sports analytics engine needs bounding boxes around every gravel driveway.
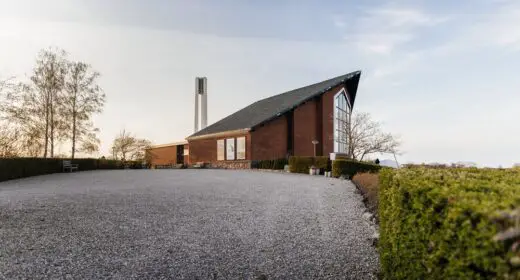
[0,170,378,279]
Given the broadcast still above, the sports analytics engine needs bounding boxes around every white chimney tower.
[194,77,208,132]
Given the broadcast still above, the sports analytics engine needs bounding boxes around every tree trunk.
[71,84,78,159]
[43,93,49,158]
[50,90,54,158]
[71,111,76,159]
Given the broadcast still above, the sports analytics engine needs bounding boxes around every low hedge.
[288,156,330,174]
[332,159,381,178]
[0,158,141,182]
[251,158,288,170]
[379,168,520,279]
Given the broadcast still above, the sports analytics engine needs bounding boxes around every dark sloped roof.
[188,71,361,138]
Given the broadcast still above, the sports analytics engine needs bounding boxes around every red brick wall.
[189,134,250,163]
[322,85,347,156]
[293,100,317,156]
[189,138,217,163]
[250,116,288,160]
[147,146,178,166]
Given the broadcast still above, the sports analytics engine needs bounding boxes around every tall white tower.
[194,77,208,132]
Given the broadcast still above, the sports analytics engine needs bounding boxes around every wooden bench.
[63,160,79,172]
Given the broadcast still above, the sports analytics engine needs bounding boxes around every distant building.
[146,71,362,168]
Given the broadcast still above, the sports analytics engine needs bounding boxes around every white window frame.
[217,139,225,161]
[236,137,246,160]
[226,138,235,160]
[334,88,351,153]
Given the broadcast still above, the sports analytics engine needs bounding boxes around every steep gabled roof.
[187,71,361,139]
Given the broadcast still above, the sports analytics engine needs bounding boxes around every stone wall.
[210,160,252,169]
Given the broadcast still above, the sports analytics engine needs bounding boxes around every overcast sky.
[1,0,519,167]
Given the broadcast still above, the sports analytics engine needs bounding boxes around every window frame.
[236,137,246,160]
[217,139,225,161]
[333,88,351,153]
[225,138,236,161]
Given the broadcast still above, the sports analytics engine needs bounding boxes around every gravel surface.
[0,170,379,279]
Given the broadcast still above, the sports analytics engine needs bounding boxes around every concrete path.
[0,170,378,279]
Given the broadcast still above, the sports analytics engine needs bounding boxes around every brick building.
[147,71,361,168]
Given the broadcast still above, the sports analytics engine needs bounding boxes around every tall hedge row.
[288,156,330,174]
[251,158,288,170]
[332,159,381,178]
[0,158,139,182]
[379,168,520,279]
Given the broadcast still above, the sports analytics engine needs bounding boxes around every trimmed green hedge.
[379,168,520,279]
[332,159,381,178]
[0,158,141,182]
[251,158,288,170]
[288,156,330,174]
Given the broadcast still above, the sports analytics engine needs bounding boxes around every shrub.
[332,159,381,178]
[289,156,330,174]
[0,158,62,182]
[352,172,380,217]
[314,156,330,170]
[251,158,288,170]
[0,158,127,182]
[379,168,520,279]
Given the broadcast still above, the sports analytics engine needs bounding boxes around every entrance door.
[176,145,184,164]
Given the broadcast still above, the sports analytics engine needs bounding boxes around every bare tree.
[29,48,68,157]
[1,77,42,157]
[111,130,151,161]
[62,61,105,158]
[0,126,20,158]
[339,111,400,161]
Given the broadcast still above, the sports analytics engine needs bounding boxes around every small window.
[217,139,225,161]
[226,138,235,160]
[236,137,246,160]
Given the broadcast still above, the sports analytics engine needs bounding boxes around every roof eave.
[186,128,251,141]
[147,140,189,149]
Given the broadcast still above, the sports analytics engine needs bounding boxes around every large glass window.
[236,137,246,160]
[226,138,235,160]
[217,139,225,161]
[334,89,350,153]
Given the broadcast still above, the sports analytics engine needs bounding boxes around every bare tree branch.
[341,111,401,161]
[62,61,105,158]
[111,130,151,162]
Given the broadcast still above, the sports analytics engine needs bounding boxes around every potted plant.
[309,165,319,175]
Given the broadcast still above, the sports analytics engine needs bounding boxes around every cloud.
[365,8,447,28]
[338,6,447,56]
[332,15,346,28]
[431,1,520,55]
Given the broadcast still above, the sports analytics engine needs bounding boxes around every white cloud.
[432,1,520,54]
[366,8,447,28]
[332,15,346,28]
[340,6,447,55]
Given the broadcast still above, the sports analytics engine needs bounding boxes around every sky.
[0,0,519,167]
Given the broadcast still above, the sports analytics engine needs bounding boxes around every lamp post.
[311,140,319,157]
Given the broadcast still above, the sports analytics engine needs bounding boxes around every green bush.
[314,156,329,170]
[288,156,330,174]
[97,159,123,169]
[251,158,288,170]
[0,158,62,182]
[379,168,520,279]
[331,159,381,178]
[289,156,314,173]
[0,158,128,182]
